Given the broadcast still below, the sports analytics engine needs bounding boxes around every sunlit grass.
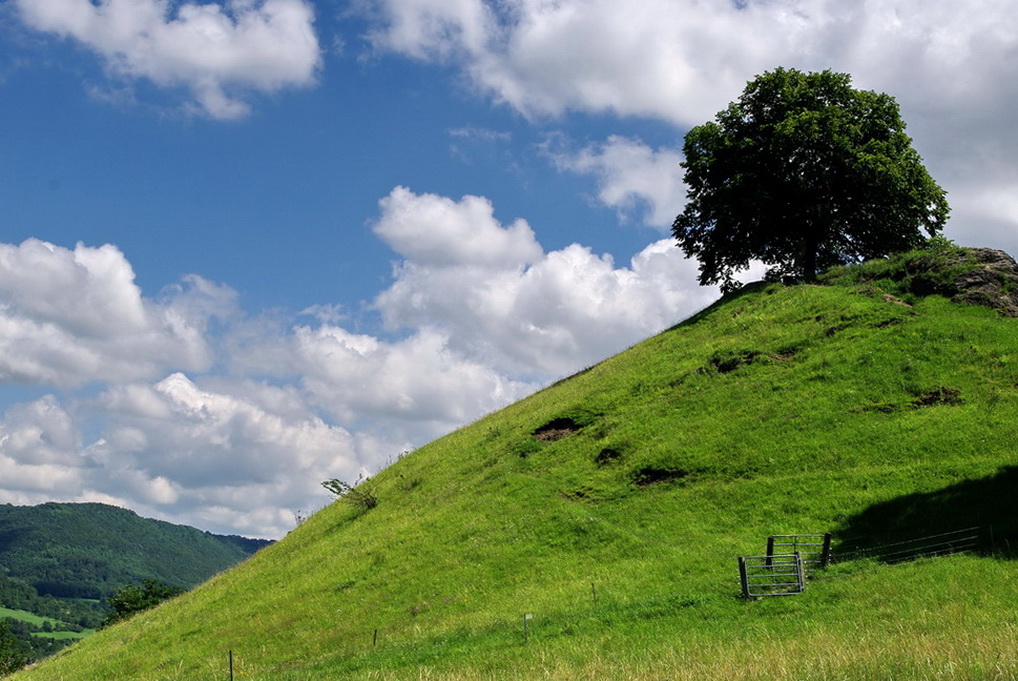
[16,269,1018,681]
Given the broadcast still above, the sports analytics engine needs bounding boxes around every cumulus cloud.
[374,186,543,268]
[364,0,1018,251]
[0,184,724,538]
[290,325,532,430]
[14,0,321,118]
[372,186,716,376]
[0,397,85,490]
[547,136,685,229]
[364,0,798,124]
[0,376,367,538]
[363,0,1018,130]
[88,373,361,531]
[0,239,227,386]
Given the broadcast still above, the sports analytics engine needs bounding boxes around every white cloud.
[374,186,543,268]
[0,397,83,471]
[14,0,321,118]
[363,0,1018,252]
[372,187,716,376]
[547,135,685,229]
[0,188,723,538]
[0,239,226,386]
[2,373,364,538]
[364,0,799,124]
[364,0,495,61]
[363,0,1018,130]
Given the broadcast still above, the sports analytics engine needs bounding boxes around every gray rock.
[951,248,1018,317]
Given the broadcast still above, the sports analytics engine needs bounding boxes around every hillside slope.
[16,249,1018,681]
[0,502,271,599]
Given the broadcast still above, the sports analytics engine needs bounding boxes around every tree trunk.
[797,236,818,283]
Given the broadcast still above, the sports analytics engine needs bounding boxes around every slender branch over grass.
[322,474,378,510]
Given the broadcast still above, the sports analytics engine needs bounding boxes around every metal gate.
[738,552,805,598]
[767,533,832,575]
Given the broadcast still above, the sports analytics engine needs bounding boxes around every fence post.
[738,556,750,598]
[820,533,832,568]
[765,536,775,566]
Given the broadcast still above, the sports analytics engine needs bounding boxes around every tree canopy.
[672,67,949,290]
[102,579,184,628]
[0,621,29,675]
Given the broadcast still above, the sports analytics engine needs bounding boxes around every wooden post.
[820,533,832,568]
[738,556,750,598]
[229,650,234,681]
[373,629,378,646]
[765,536,776,566]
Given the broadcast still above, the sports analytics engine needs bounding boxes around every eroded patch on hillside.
[707,349,760,373]
[594,447,624,466]
[912,386,963,408]
[631,466,689,487]
[856,386,964,414]
[533,417,583,441]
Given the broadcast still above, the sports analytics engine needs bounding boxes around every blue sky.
[1,0,1016,538]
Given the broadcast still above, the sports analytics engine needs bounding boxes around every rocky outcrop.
[950,248,1018,317]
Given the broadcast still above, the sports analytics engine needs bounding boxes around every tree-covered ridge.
[0,502,270,599]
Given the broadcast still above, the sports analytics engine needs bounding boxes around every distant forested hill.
[0,502,271,599]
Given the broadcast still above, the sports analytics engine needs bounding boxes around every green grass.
[15,259,1018,680]
[1,607,93,637]
[29,632,91,642]
[0,608,61,628]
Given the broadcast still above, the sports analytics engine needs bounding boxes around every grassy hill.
[14,247,1018,680]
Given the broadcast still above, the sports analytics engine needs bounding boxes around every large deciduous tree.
[673,67,949,291]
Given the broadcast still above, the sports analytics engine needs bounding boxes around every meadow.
[15,250,1018,680]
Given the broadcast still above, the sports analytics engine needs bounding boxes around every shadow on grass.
[835,466,1018,561]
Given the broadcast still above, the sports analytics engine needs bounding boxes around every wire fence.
[738,526,990,598]
[834,526,982,564]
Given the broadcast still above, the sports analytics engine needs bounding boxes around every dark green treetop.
[102,579,184,628]
[673,67,950,290]
[0,621,29,675]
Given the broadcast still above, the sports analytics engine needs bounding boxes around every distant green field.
[30,631,92,641]
[0,607,62,627]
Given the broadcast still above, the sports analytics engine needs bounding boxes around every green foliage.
[819,241,978,303]
[101,580,184,628]
[0,502,270,600]
[321,474,378,510]
[0,575,100,629]
[13,253,1018,680]
[0,503,269,665]
[0,621,28,676]
[673,67,950,290]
